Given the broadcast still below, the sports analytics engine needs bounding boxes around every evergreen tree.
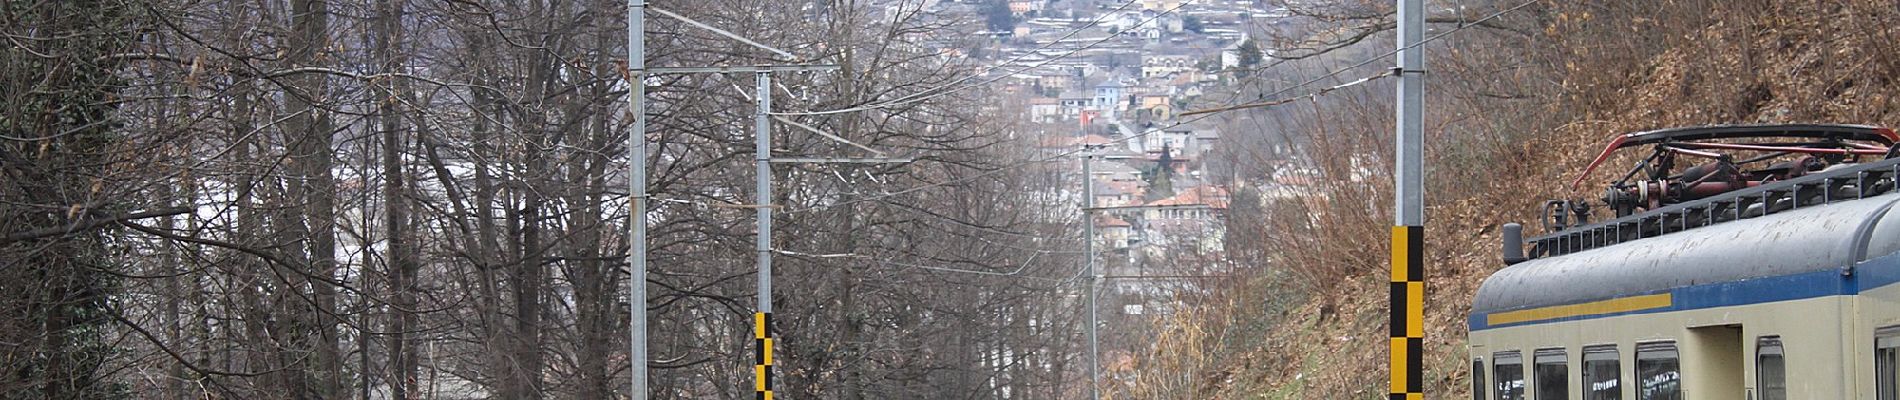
[1145,143,1178,202]
[1236,37,1265,77]
[984,0,1017,32]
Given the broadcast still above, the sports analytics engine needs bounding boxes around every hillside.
[1126,0,1900,398]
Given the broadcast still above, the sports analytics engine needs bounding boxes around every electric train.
[1469,124,1900,399]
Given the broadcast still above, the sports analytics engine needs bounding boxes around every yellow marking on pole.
[762,338,773,365]
[1390,226,1411,282]
[754,312,767,339]
[755,365,767,392]
[1406,281,1424,338]
[1388,337,1408,393]
[1486,293,1673,326]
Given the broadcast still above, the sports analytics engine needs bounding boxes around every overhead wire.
[1187,0,1542,115]
[774,248,1079,283]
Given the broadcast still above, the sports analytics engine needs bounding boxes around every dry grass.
[1126,0,1900,398]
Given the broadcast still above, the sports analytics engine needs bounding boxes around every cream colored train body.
[1469,192,1900,400]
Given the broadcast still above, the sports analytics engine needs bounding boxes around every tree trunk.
[284,0,341,397]
[373,0,418,397]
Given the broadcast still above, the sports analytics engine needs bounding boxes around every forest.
[3,0,1095,398]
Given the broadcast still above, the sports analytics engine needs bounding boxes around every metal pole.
[1082,153,1100,400]
[755,71,773,315]
[626,1,648,398]
[753,71,775,399]
[1390,0,1425,398]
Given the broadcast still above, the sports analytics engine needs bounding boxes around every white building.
[1142,54,1197,78]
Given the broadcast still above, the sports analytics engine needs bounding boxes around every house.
[1128,184,1230,269]
[1092,179,1136,208]
[1029,97,1063,122]
[1136,94,1173,120]
[1097,215,1133,249]
[1008,0,1044,16]
[1184,128,1220,158]
[1058,90,1093,118]
[1142,184,1230,221]
[1106,180,1147,202]
[1141,53,1197,78]
[1035,71,1073,91]
[1092,78,1128,119]
[1088,159,1143,184]
[1145,127,1199,156]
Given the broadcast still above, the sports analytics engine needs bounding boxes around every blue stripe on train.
[1468,251,1900,331]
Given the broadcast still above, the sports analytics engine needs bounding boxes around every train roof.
[1473,191,1900,316]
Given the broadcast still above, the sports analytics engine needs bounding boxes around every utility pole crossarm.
[642,65,840,74]
[1083,204,1214,213]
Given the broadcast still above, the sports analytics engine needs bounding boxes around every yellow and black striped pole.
[755,312,773,400]
[1390,227,1423,399]
[1392,0,1425,397]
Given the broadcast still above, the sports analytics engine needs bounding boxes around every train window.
[1757,337,1785,400]
[1636,342,1681,400]
[1878,327,1900,400]
[1474,358,1487,400]
[1583,345,1620,400]
[1495,351,1525,400]
[1535,349,1569,400]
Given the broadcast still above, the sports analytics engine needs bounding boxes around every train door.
[1684,325,1743,399]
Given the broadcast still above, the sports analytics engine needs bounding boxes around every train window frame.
[1635,341,1681,400]
[1474,357,1487,400]
[1534,348,1570,400]
[1756,336,1785,400]
[1582,345,1621,400]
[1877,326,1900,400]
[1495,351,1525,400]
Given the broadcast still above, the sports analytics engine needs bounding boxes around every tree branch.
[0,207,192,245]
